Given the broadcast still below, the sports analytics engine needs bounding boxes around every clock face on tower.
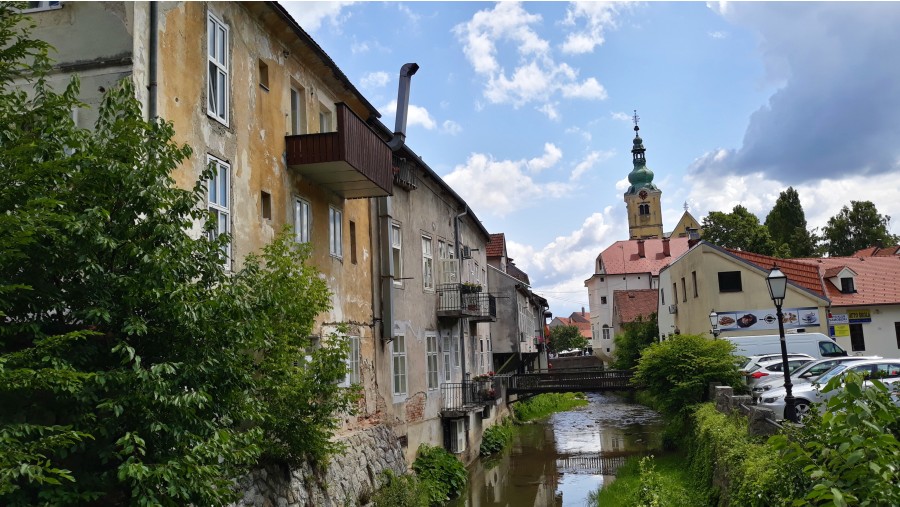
[638,189,648,200]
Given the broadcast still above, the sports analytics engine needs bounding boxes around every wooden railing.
[507,370,633,394]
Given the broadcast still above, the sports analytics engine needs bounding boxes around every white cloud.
[570,150,614,180]
[708,30,728,39]
[441,120,462,136]
[351,41,369,54]
[561,77,607,100]
[360,71,389,89]
[560,1,624,55]
[527,143,563,173]
[610,111,630,122]
[284,2,355,34]
[443,149,573,217]
[538,102,561,121]
[614,177,629,191]
[565,126,592,142]
[452,2,549,75]
[381,100,437,130]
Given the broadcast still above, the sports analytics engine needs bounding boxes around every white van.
[722,333,847,360]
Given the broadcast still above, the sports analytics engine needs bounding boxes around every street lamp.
[709,310,720,338]
[766,266,797,422]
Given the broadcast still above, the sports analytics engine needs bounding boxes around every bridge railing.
[508,369,633,392]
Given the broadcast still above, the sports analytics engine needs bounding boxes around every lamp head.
[766,266,787,306]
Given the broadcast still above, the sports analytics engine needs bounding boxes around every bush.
[632,334,742,417]
[589,453,698,507]
[479,420,514,456]
[513,393,588,422]
[612,313,659,370]
[371,470,428,507]
[411,445,467,505]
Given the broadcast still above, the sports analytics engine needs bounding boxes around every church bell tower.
[624,112,664,239]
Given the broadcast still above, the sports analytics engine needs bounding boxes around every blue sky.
[283,1,900,317]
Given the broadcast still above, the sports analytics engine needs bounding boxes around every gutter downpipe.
[148,1,158,120]
[454,206,469,378]
[380,63,419,344]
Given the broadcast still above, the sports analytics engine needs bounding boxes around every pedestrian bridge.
[556,453,630,476]
[507,369,633,395]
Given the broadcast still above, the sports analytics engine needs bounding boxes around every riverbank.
[589,452,698,507]
[512,392,589,422]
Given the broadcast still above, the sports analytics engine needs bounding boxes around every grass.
[512,392,588,422]
[589,452,700,507]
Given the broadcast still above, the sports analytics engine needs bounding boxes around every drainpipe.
[148,1,158,120]
[454,206,469,378]
[379,63,419,343]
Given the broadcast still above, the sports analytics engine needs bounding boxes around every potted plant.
[461,282,482,294]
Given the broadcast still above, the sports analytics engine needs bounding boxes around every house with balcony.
[486,233,551,374]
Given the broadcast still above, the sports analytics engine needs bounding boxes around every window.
[290,85,306,135]
[23,1,60,12]
[426,333,439,390]
[438,239,447,260]
[329,207,342,257]
[258,60,269,91]
[207,155,230,270]
[672,283,678,303]
[442,334,452,382]
[293,197,310,243]
[681,277,687,302]
[692,271,698,298]
[391,223,402,286]
[392,334,407,396]
[207,13,229,125]
[849,323,865,352]
[717,271,743,293]
[260,191,272,220]
[840,277,855,293]
[453,335,460,367]
[819,341,845,358]
[345,336,360,385]
[660,287,665,305]
[602,325,611,340]
[319,104,332,132]
[600,296,607,305]
[422,236,434,291]
[639,203,650,216]
[349,221,357,264]
[449,419,466,453]
[896,322,900,349]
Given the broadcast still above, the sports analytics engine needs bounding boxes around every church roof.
[596,237,691,276]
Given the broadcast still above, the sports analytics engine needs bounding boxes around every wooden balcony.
[286,103,392,199]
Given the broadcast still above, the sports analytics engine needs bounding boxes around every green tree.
[548,325,588,354]
[764,187,817,258]
[821,200,899,257]
[612,313,659,370]
[631,334,742,417]
[701,205,776,255]
[0,6,353,504]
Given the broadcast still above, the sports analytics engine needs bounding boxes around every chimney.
[581,307,585,316]
[662,237,671,257]
[387,63,420,152]
[637,239,645,258]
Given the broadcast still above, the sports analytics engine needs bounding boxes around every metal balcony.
[286,103,392,199]
[436,284,497,321]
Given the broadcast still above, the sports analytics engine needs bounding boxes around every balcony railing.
[286,103,392,199]
[392,154,418,191]
[441,380,497,414]
[436,284,497,321]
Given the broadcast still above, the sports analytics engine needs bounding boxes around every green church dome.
[626,124,658,194]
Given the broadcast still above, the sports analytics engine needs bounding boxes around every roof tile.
[614,289,659,324]
[598,237,691,276]
[486,233,505,258]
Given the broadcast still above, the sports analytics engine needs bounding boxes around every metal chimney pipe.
[388,63,419,152]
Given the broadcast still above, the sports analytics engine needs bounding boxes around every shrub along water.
[479,420,515,457]
[512,392,588,422]
[411,444,467,505]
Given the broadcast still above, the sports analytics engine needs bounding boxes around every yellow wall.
[625,190,663,239]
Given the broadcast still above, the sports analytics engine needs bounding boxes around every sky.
[283,1,900,317]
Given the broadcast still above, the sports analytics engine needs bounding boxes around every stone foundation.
[232,425,407,507]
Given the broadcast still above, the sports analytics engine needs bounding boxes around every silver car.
[751,356,882,401]
[745,357,814,390]
[758,359,900,420]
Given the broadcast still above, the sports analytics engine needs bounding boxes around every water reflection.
[449,392,663,507]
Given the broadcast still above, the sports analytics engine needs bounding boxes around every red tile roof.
[801,256,900,306]
[614,289,659,324]
[553,317,572,326]
[852,245,900,257]
[599,237,691,276]
[486,233,505,258]
[823,266,848,278]
[724,248,825,297]
[574,321,592,339]
[569,311,590,323]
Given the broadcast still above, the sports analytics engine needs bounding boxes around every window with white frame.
[453,335,460,367]
[438,239,447,260]
[207,155,230,270]
[345,335,360,385]
[294,197,310,243]
[392,334,407,396]
[422,235,434,291]
[290,85,306,135]
[442,334,451,382]
[391,223,402,286]
[207,13,229,125]
[602,325,611,340]
[426,333,438,390]
[23,1,61,12]
[449,419,466,453]
[329,206,342,258]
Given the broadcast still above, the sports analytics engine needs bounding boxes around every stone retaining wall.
[232,425,407,507]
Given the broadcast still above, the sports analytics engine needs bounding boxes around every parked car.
[738,353,814,381]
[723,332,847,359]
[758,359,900,420]
[745,357,814,390]
[751,356,882,401]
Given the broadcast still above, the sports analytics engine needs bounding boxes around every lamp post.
[709,310,720,338]
[766,266,797,422]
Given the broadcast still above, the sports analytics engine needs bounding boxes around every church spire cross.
[632,110,640,132]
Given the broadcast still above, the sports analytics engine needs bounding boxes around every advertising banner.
[715,307,820,332]
[847,309,871,323]
[828,314,849,325]
[831,324,850,337]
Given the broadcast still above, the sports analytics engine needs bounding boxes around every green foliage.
[512,392,588,422]
[0,8,353,503]
[412,445,467,505]
[701,205,776,255]
[764,187,818,258]
[371,470,429,507]
[548,325,587,354]
[770,373,900,506]
[589,453,698,507]
[612,313,659,370]
[479,420,514,457]
[821,200,900,257]
[632,334,742,417]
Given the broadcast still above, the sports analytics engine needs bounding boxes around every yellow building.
[624,122,664,239]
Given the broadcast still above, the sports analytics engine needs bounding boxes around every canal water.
[448,392,664,507]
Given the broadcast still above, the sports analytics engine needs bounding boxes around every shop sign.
[715,307,819,332]
[830,324,850,337]
[847,309,871,323]
[827,314,849,325]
